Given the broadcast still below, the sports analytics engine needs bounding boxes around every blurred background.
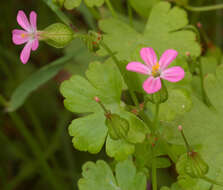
[0,0,222,189]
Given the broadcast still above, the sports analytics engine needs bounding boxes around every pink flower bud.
[178,125,183,131]
[94,96,100,102]
[186,52,190,57]
[197,22,202,29]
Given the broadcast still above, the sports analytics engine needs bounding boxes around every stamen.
[152,62,160,77]
[21,33,28,38]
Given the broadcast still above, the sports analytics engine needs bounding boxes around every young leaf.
[60,62,148,160]
[7,55,73,112]
[78,159,147,190]
[64,0,81,9]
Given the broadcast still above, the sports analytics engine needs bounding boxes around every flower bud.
[185,152,209,178]
[105,114,129,140]
[42,23,74,48]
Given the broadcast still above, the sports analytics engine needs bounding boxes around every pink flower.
[12,10,39,64]
[126,48,185,94]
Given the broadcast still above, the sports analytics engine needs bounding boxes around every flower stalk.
[185,4,223,12]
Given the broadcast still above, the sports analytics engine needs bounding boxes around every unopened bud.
[197,22,202,29]
[178,125,183,131]
[94,96,100,102]
[186,52,190,57]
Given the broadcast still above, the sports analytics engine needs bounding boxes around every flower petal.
[17,10,31,32]
[29,11,37,31]
[20,41,33,64]
[159,49,178,70]
[161,66,185,82]
[140,47,157,69]
[126,62,150,75]
[143,76,161,94]
[12,29,29,45]
[31,39,39,51]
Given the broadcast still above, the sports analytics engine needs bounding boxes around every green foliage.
[7,55,73,112]
[43,23,74,48]
[60,62,148,160]
[134,140,172,170]
[129,0,160,18]
[78,159,147,190]
[163,65,223,189]
[147,89,192,122]
[98,2,201,62]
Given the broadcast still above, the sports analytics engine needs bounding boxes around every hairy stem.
[185,4,223,12]
[127,0,133,27]
[152,147,157,190]
[198,60,211,106]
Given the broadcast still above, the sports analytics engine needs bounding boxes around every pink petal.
[161,66,185,82]
[17,10,32,32]
[159,49,178,70]
[143,76,161,94]
[29,11,37,31]
[12,29,29,45]
[140,48,158,69]
[20,41,33,64]
[126,62,150,75]
[31,39,39,51]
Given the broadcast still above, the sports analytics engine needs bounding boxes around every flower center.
[151,62,160,77]
[21,33,28,38]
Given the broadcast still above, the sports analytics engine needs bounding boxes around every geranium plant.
[2,0,223,190]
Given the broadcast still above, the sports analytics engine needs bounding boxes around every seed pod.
[185,152,209,178]
[42,23,74,48]
[105,114,129,140]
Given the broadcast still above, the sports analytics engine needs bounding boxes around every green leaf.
[163,65,223,190]
[78,159,147,190]
[64,0,81,9]
[106,136,135,161]
[147,89,192,122]
[60,62,147,160]
[43,23,74,48]
[7,55,73,112]
[98,2,201,61]
[201,55,218,75]
[68,113,107,153]
[129,0,160,18]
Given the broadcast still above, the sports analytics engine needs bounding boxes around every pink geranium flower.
[126,47,185,94]
[12,10,39,64]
